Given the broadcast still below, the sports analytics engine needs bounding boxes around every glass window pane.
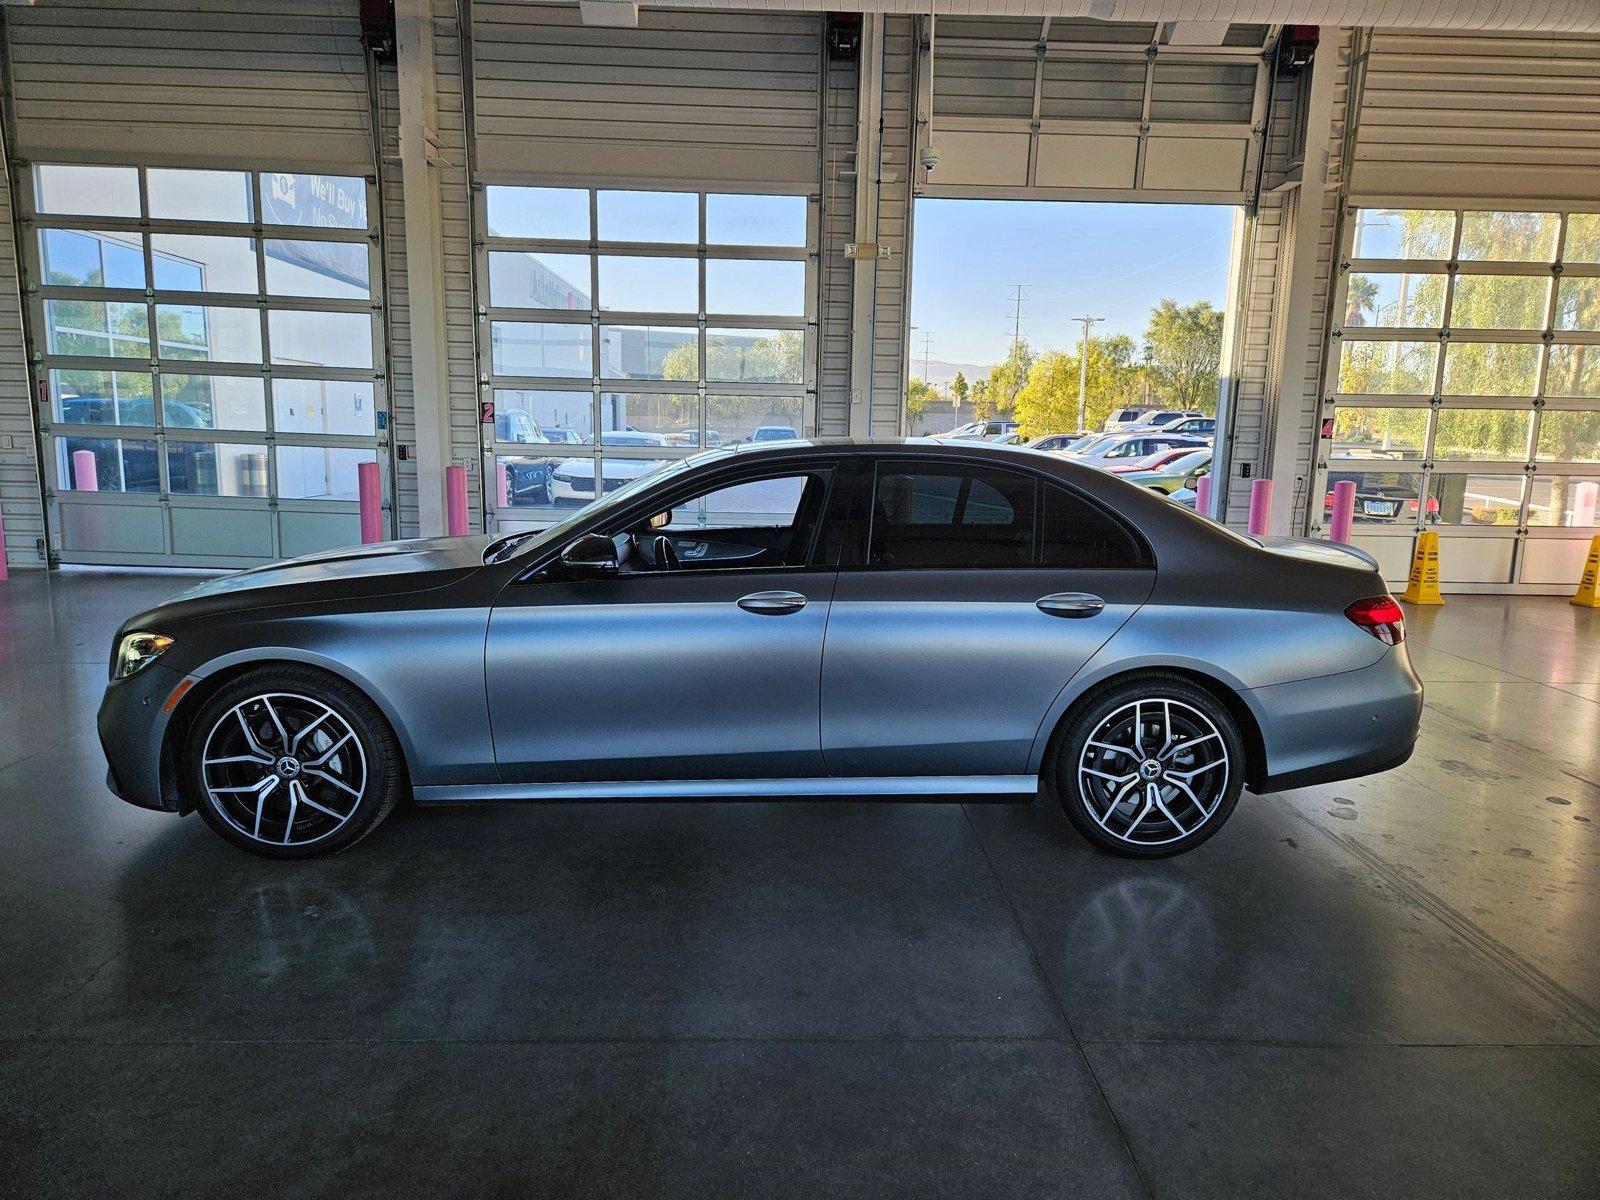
[598,190,696,243]
[166,441,268,496]
[601,393,695,444]
[1426,473,1524,526]
[1526,475,1600,526]
[1337,340,1435,395]
[1322,466,1423,525]
[485,186,588,240]
[1555,278,1600,332]
[1442,343,1540,396]
[492,321,592,378]
[147,169,252,223]
[706,328,803,385]
[271,379,376,436]
[1432,409,1531,461]
[150,234,257,293]
[260,173,368,229]
[707,395,804,444]
[488,251,591,309]
[493,450,570,516]
[706,259,806,317]
[35,165,141,218]
[707,194,807,246]
[664,475,809,530]
[156,304,262,363]
[1039,484,1146,569]
[57,436,159,492]
[276,445,377,500]
[1331,406,1427,460]
[50,369,154,425]
[1351,209,1453,259]
[870,466,1036,567]
[1343,272,1443,328]
[267,309,370,369]
[264,240,369,299]
[1536,412,1600,463]
[40,229,146,289]
[1449,275,1548,329]
[494,389,594,445]
[551,455,671,505]
[597,256,697,313]
[1545,345,1600,398]
[164,374,266,431]
[600,324,698,381]
[1459,211,1558,262]
[45,299,149,358]
[1563,214,1600,264]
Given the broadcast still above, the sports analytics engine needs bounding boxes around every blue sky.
[909,200,1238,370]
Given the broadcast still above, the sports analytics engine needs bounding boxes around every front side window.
[869,465,1035,567]
[620,470,830,572]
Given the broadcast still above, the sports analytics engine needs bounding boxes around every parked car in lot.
[1113,449,1212,495]
[934,419,1019,442]
[1158,415,1216,438]
[496,415,585,507]
[58,395,214,493]
[1130,410,1206,430]
[1025,432,1089,453]
[550,430,670,503]
[1066,432,1210,467]
[1103,407,1161,432]
[749,425,800,443]
[99,438,1422,862]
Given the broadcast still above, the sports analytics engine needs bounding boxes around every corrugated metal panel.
[4,0,371,170]
[1352,30,1600,203]
[471,3,820,188]
[872,17,917,436]
[381,0,480,538]
[818,37,857,436]
[0,135,41,569]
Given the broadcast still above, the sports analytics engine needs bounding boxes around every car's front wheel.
[1048,673,1244,858]
[182,666,405,859]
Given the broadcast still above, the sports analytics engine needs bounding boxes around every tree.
[951,371,969,410]
[982,341,1034,416]
[1143,299,1224,413]
[1013,334,1141,439]
[905,377,943,425]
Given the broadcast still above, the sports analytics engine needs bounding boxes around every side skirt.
[413,776,1040,804]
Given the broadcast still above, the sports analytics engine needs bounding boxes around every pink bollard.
[496,461,510,512]
[1329,479,1357,544]
[446,464,469,536]
[1573,480,1599,528]
[71,448,99,492]
[1247,477,1273,536]
[358,460,383,544]
[1194,474,1212,517]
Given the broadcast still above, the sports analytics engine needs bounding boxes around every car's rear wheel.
[183,666,405,859]
[1048,673,1244,858]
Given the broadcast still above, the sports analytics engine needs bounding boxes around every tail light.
[1345,595,1406,646]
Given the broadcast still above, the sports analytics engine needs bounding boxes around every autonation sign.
[262,173,369,290]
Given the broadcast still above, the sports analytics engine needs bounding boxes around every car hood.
[1254,535,1380,572]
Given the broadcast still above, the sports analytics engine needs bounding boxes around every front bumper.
[97,663,187,812]
[1249,648,1423,794]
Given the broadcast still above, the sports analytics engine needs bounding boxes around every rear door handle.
[737,590,808,615]
[1037,592,1105,618]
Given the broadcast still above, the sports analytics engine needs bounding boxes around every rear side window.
[1040,483,1148,569]
[870,466,1034,567]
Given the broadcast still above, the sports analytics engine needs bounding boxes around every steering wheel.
[652,534,681,571]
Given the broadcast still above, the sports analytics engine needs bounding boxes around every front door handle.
[1037,592,1105,618]
[737,590,808,615]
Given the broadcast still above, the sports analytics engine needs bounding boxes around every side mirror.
[648,509,673,530]
[559,533,619,577]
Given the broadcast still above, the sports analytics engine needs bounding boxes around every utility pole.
[1008,285,1029,359]
[1073,315,1104,433]
[918,332,934,381]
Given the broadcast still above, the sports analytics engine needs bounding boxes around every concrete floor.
[1,569,1598,1198]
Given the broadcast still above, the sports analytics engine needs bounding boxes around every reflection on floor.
[1,569,1597,1197]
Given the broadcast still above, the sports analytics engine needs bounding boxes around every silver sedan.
[98,439,1422,860]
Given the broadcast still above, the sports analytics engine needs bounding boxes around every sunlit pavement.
[1,569,1597,1198]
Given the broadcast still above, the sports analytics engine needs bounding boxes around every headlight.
[113,631,173,680]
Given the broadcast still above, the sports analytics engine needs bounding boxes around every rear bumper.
[1248,649,1423,795]
[97,663,186,812]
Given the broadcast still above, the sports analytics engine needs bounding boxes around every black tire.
[183,665,406,859]
[1045,672,1245,859]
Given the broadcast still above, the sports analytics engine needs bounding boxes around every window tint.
[870,466,1034,567]
[1040,484,1147,569]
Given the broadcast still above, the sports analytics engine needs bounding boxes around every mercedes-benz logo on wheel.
[274,757,303,780]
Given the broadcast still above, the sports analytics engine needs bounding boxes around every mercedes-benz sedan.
[99,439,1422,860]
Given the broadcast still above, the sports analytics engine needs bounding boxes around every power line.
[918,331,935,381]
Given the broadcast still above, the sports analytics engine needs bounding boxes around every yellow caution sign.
[1573,534,1600,609]
[1400,529,1444,606]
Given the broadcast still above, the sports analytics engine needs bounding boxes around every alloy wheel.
[1076,697,1231,848]
[200,692,368,847]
